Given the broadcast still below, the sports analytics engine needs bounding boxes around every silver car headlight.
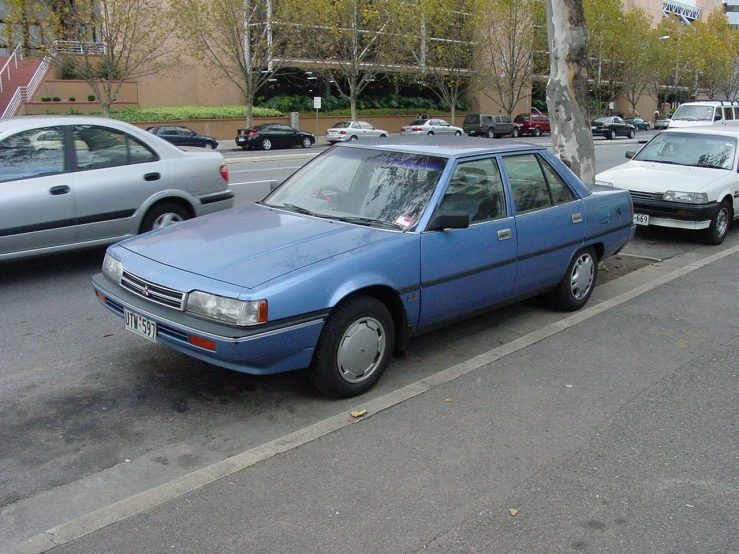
[186,291,267,326]
[102,253,123,284]
[663,191,708,204]
[595,180,614,187]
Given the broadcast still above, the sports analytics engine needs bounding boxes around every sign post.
[314,97,321,138]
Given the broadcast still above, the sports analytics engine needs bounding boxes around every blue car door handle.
[497,229,512,240]
[49,185,70,195]
[144,172,161,181]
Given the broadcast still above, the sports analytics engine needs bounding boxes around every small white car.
[595,126,738,245]
[400,119,464,136]
[325,121,388,143]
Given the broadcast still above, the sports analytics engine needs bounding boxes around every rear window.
[464,115,480,124]
[514,115,529,123]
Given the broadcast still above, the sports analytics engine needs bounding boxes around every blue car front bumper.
[91,273,326,375]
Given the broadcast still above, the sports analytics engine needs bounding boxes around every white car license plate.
[633,213,649,226]
[125,309,157,342]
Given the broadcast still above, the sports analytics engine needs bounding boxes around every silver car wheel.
[570,252,595,301]
[152,212,185,229]
[336,316,386,384]
[204,142,215,150]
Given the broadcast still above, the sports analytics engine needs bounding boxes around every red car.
[514,113,551,137]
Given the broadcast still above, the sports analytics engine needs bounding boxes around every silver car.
[325,121,389,143]
[0,115,234,262]
[400,118,464,136]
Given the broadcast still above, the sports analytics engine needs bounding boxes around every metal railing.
[1,40,104,118]
[2,55,51,118]
[0,44,23,93]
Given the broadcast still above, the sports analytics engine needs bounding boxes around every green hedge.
[103,105,283,123]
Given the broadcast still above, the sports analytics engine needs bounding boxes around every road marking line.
[3,243,737,554]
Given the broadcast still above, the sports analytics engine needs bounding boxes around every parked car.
[463,113,519,138]
[595,126,738,245]
[668,100,739,129]
[326,121,388,143]
[624,117,650,131]
[514,113,551,136]
[147,125,219,149]
[236,124,315,150]
[92,137,634,398]
[591,116,636,139]
[400,119,464,136]
[0,116,233,262]
[653,115,671,130]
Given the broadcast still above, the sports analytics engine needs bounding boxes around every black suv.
[463,113,519,138]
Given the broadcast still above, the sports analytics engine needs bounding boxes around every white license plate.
[633,213,650,226]
[125,309,157,342]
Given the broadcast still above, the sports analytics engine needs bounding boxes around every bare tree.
[478,0,542,117]
[180,0,296,127]
[546,0,595,182]
[296,0,405,120]
[6,0,182,117]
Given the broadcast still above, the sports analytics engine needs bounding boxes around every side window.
[713,108,722,121]
[734,107,739,119]
[352,122,361,128]
[502,154,552,213]
[440,158,506,223]
[723,107,733,121]
[73,125,157,170]
[0,127,66,183]
[482,116,493,124]
[501,116,511,124]
[539,158,577,204]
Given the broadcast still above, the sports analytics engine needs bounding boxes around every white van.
[668,101,739,128]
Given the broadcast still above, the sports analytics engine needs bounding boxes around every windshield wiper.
[281,203,319,216]
[636,158,683,165]
[333,216,405,230]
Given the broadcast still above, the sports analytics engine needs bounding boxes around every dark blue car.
[93,137,634,398]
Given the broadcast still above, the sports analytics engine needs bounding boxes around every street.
[0,136,736,553]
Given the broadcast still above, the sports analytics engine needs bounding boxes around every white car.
[595,126,738,245]
[325,121,388,143]
[400,118,464,136]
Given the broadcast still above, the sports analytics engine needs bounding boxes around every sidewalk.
[8,240,737,554]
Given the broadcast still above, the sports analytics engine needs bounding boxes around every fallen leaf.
[509,509,518,516]
[350,410,368,418]
[124,459,132,463]
[444,399,452,402]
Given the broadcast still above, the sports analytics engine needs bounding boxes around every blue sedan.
[92,138,635,398]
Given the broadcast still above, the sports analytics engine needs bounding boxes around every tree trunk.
[545,0,595,183]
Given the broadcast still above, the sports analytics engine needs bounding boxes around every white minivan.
[668,101,739,128]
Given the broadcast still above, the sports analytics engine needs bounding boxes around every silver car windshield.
[634,133,736,170]
[263,147,447,231]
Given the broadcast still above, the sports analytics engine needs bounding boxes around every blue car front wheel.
[310,295,395,398]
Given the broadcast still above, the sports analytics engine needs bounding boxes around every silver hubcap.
[263,140,271,149]
[152,213,184,229]
[337,317,386,384]
[715,207,729,238]
[570,253,594,300]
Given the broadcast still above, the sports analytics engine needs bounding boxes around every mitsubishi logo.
[141,285,150,296]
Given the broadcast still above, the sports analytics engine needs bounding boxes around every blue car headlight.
[102,253,123,284]
[186,291,267,326]
[663,191,708,204]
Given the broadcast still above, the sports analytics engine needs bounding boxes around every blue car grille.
[121,271,186,310]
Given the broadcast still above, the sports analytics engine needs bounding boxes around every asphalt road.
[0,135,736,553]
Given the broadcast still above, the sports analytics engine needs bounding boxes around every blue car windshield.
[263,147,447,230]
[634,133,736,169]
